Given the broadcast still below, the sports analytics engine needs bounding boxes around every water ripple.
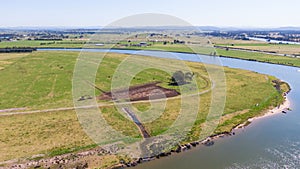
[227,140,300,169]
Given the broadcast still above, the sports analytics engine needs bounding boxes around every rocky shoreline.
[0,148,109,169]
[118,93,292,168]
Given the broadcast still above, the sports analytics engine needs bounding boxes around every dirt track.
[0,81,214,117]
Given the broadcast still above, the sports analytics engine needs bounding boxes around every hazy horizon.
[2,25,300,31]
[1,0,300,28]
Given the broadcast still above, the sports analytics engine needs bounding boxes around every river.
[249,37,300,45]
[39,48,300,168]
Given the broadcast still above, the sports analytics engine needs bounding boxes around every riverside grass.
[0,51,286,165]
[1,39,300,67]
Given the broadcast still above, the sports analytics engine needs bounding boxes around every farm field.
[219,43,300,55]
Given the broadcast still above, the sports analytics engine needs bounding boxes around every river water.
[39,48,300,168]
[249,37,300,45]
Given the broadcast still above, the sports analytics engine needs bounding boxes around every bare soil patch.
[99,82,180,101]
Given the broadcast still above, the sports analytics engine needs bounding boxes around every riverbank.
[204,98,291,142]
[37,47,300,68]
[239,97,291,127]
[121,83,292,168]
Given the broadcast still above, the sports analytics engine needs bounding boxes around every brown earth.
[98,82,180,101]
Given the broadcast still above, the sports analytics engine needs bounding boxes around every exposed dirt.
[0,108,27,113]
[99,82,180,101]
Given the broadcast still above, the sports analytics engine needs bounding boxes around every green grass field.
[0,51,209,110]
[0,51,287,166]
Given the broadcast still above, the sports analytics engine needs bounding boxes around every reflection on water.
[228,140,300,169]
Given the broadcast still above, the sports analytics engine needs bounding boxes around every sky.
[1,0,300,28]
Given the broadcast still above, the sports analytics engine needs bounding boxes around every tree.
[171,71,185,86]
[170,71,194,86]
[184,72,194,81]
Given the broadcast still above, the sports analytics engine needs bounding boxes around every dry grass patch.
[0,53,30,61]
[0,110,93,162]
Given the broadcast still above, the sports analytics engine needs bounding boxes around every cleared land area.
[99,82,180,101]
[0,51,287,168]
